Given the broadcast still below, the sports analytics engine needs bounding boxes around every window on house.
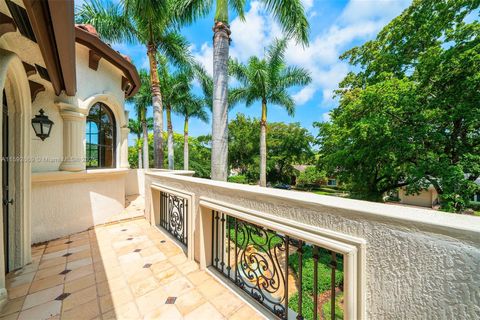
[86,103,116,168]
[327,179,337,186]
[472,193,480,202]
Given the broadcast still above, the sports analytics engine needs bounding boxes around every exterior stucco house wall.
[398,186,439,208]
[0,0,140,305]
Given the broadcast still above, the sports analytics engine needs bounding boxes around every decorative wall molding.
[0,12,16,38]
[28,80,45,102]
[88,49,101,71]
[22,62,36,77]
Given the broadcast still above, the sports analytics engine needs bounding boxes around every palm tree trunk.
[260,100,267,187]
[138,147,143,169]
[184,117,189,171]
[136,133,142,169]
[211,14,230,181]
[166,104,174,170]
[142,121,149,169]
[147,43,164,168]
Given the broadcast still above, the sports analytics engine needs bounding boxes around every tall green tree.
[157,57,193,169]
[128,118,143,168]
[177,0,310,181]
[230,39,311,186]
[229,114,314,184]
[77,0,192,168]
[317,0,480,210]
[174,97,209,170]
[129,70,154,169]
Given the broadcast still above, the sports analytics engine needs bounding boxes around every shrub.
[296,167,327,189]
[228,175,248,184]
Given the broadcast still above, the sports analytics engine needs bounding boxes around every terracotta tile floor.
[0,219,264,320]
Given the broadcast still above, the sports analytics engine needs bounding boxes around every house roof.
[75,24,140,97]
[22,0,139,98]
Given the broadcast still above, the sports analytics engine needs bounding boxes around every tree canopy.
[229,114,315,184]
[316,0,480,211]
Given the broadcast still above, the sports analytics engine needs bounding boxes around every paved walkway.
[0,219,263,320]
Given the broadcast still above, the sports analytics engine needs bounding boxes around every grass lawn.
[322,292,344,320]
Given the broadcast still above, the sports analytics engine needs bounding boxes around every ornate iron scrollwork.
[211,210,343,320]
[160,192,188,246]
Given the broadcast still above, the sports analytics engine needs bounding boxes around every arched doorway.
[0,49,32,305]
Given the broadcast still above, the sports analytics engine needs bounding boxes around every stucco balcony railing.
[145,170,480,320]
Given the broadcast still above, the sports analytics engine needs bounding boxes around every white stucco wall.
[75,44,125,107]
[399,187,439,208]
[31,170,127,243]
[28,41,132,244]
[31,88,64,172]
[125,169,145,196]
[145,172,480,320]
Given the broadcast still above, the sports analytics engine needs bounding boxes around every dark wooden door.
[2,91,9,273]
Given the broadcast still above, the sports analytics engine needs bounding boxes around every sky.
[76,0,413,146]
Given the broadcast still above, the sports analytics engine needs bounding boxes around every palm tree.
[176,0,310,181]
[174,96,209,171]
[158,56,194,170]
[77,0,192,169]
[129,70,153,169]
[230,39,311,186]
[128,118,143,168]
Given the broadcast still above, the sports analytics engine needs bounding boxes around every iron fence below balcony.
[159,192,188,247]
[211,210,344,320]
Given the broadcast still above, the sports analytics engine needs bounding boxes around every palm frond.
[128,118,142,135]
[76,0,137,44]
[278,66,312,88]
[270,91,295,116]
[260,0,309,45]
[124,0,169,24]
[267,38,287,75]
[229,0,247,21]
[228,58,249,85]
[174,0,213,26]
[158,32,194,68]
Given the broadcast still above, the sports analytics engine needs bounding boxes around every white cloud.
[340,0,411,24]
[293,85,316,104]
[192,42,214,75]
[230,2,267,61]
[301,0,314,11]
[190,0,411,107]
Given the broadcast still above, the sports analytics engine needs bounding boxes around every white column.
[120,126,130,168]
[57,102,86,172]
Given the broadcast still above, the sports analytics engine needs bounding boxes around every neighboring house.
[0,0,139,299]
[472,193,480,203]
[398,186,439,208]
[327,178,337,187]
[399,177,480,208]
[472,178,480,203]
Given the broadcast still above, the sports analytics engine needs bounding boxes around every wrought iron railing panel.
[211,210,343,320]
[160,192,188,246]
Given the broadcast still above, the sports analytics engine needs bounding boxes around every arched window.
[86,102,116,168]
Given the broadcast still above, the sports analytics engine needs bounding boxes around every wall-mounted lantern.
[31,109,54,141]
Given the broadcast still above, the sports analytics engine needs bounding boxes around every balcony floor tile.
[2,218,263,319]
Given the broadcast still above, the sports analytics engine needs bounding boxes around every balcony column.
[57,102,86,172]
[119,126,130,168]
